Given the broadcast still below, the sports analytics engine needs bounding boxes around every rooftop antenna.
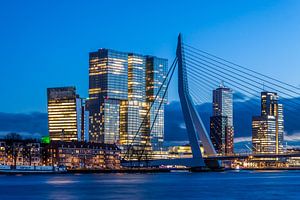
[219,80,225,88]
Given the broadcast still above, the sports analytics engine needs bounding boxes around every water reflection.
[0,171,300,200]
[47,177,79,185]
[48,191,78,200]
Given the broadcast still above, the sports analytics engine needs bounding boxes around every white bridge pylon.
[177,34,219,168]
[123,34,220,169]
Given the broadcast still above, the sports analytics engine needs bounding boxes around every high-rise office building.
[120,53,148,147]
[87,49,168,153]
[210,84,234,154]
[88,49,128,144]
[47,87,89,142]
[252,92,284,154]
[146,56,168,150]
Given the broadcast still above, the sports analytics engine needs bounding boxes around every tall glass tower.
[120,53,148,147]
[87,49,168,155]
[88,49,128,144]
[146,56,168,151]
[210,84,234,155]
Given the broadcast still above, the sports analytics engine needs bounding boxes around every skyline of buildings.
[2,1,300,179]
[10,45,291,170]
[46,48,168,160]
[45,47,287,161]
[46,73,286,157]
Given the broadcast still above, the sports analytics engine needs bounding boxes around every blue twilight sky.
[1,0,300,113]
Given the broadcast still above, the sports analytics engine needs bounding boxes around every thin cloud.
[0,131,42,139]
[284,132,300,142]
[179,123,186,129]
[234,132,300,144]
[234,136,252,143]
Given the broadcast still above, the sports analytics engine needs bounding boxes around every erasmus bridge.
[122,34,300,169]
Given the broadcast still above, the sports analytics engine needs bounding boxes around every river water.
[0,170,299,200]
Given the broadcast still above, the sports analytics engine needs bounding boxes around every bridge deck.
[205,153,300,160]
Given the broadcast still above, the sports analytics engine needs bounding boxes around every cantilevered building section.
[252,92,284,154]
[87,48,168,153]
[47,87,89,142]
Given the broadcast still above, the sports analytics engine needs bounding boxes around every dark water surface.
[0,170,300,200]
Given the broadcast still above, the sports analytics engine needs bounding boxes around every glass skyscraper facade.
[210,84,234,155]
[252,92,284,154]
[89,49,128,100]
[88,49,128,144]
[210,116,229,154]
[87,49,168,156]
[47,87,89,142]
[146,56,168,150]
[120,54,148,148]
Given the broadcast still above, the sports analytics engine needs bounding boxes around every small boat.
[170,169,190,173]
[0,165,67,174]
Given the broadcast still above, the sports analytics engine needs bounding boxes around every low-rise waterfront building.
[286,148,300,167]
[167,145,205,159]
[0,138,41,166]
[43,141,120,169]
[0,135,121,170]
[168,145,193,159]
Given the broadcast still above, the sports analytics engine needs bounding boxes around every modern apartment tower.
[47,87,89,142]
[252,92,284,154]
[87,48,168,153]
[210,84,234,155]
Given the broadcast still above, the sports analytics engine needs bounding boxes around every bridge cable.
[185,58,300,110]
[137,60,178,161]
[183,43,300,91]
[186,62,300,123]
[184,49,300,105]
[124,57,178,160]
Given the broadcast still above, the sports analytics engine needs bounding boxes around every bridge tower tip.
[178,33,182,42]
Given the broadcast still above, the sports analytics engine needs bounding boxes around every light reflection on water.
[47,179,79,185]
[48,191,78,200]
[0,171,299,200]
